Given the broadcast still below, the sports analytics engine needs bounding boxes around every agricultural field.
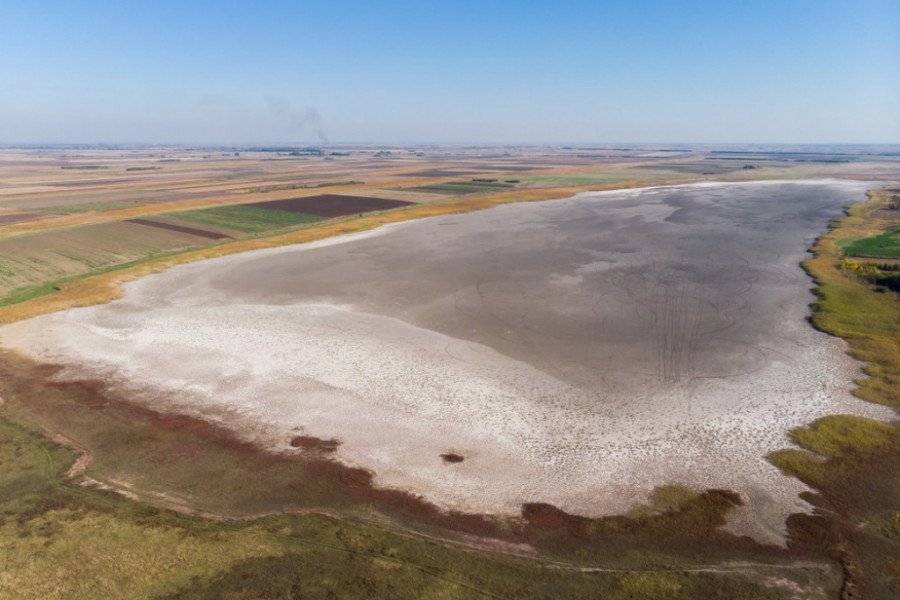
[838,229,900,259]
[35,201,142,214]
[247,194,415,217]
[0,220,216,301]
[163,205,326,234]
[405,181,517,194]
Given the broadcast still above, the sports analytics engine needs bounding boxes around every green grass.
[164,205,325,234]
[838,229,900,258]
[0,281,62,308]
[35,201,140,214]
[414,182,512,193]
[790,415,897,460]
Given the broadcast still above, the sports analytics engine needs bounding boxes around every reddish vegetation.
[786,493,864,600]
[869,210,900,220]
[127,218,231,240]
[290,435,340,452]
[0,352,503,539]
[522,502,586,530]
[0,351,797,566]
[247,194,413,218]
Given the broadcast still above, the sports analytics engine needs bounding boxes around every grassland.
[768,187,900,597]
[0,410,803,600]
[837,229,900,259]
[408,182,516,194]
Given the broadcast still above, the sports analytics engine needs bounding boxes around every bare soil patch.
[127,218,232,240]
[869,209,900,220]
[247,194,414,218]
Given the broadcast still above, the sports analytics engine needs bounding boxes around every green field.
[511,173,640,185]
[165,205,325,234]
[413,182,513,193]
[838,229,900,258]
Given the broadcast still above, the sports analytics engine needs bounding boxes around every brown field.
[353,188,452,203]
[247,193,415,217]
[869,209,900,220]
[126,218,232,240]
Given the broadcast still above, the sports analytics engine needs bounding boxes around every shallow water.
[2,180,893,543]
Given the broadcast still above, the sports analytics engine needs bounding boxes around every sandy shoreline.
[1,180,894,544]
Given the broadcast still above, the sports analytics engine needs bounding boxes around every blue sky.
[1,0,898,144]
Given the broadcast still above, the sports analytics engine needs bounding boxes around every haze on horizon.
[2,0,898,145]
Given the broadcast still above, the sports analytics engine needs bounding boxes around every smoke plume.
[266,97,329,143]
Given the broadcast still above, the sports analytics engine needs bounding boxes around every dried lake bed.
[1,180,893,543]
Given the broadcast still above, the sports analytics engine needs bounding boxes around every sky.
[1,0,898,144]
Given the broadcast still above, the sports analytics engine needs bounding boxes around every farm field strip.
[838,229,900,259]
[164,205,326,234]
[35,201,143,214]
[126,218,233,240]
[246,194,417,218]
[0,220,213,297]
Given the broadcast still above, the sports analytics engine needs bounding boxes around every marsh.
[2,180,892,543]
